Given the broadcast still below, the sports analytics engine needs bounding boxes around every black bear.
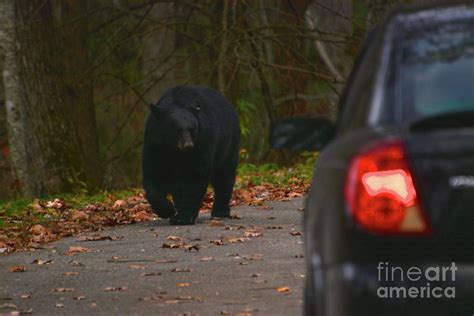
[142,85,240,225]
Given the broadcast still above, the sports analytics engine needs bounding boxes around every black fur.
[142,85,240,225]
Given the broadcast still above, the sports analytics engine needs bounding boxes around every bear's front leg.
[143,179,176,219]
[170,178,208,225]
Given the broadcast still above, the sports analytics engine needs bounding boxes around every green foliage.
[237,152,319,187]
[0,188,142,228]
[236,99,257,137]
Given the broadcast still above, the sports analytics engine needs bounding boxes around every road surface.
[1,198,305,316]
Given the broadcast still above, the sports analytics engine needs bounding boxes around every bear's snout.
[178,130,194,150]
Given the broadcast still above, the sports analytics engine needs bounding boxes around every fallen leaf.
[210,239,224,245]
[166,236,183,241]
[103,286,127,292]
[73,296,85,300]
[243,253,263,261]
[10,266,26,273]
[30,224,48,235]
[155,259,177,264]
[77,235,122,242]
[62,271,79,276]
[141,272,162,277]
[31,259,53,265]
[53,288,74,292]
[67,246,95,256]
[129,265,147,270]
[46,198,64,209]
[182,244,200,252]
[68,260,82,266]
[20,293,32,299]
[55,303,64,308]
[251,273,261,277]
[266,226,283,230]
[276,286,291,293]
[289,231,302,236]
[171,268,193,272]
[200,257,214,262]
[113,200,127,208]
[165,299,180,304]
[209,219,224,227]
[244,230,263,238]
[224,225,246,231]
[176,283,190,287]
[230,214,242,220]
[162,242,183,249]
[228,237,250,243]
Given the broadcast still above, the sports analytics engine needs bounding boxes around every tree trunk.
[53,0,103,191]
[1,0,101,197]
[142,2,176,102]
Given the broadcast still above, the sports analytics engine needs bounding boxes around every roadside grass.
[0,154,317,233]
[0,154,318,254]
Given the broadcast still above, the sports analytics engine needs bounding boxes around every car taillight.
[345,139,431,236]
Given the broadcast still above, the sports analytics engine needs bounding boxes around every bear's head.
[149,101,200,150]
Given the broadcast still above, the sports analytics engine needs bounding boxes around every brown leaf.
[165,235,183,242]
[200,257,214,262]
[113,199,127,208]
[266,225,283,230]
[55,303,65,308]
[10,266,26,273]
[62,272,79,276]
[20,293,32,299]
[171,268,193,272]
[73,296,85,300]
[129,265,147,270]
[209,239,224,245]
[141,272,162,277]
[209,219,224,227]
[243,253,263,261]
[155,259,177,264]
[31,259,53,265]
[224,225,246,231]
[182,244,200,252]
[103,286,128,292]
[53,288,74,292]
[30,224,48,235]
[289,231,302,236]
[176,283,190,287]
[77,235,122,242]
[68,260,82,266]
[162,242,183,249]
[276,286,291,293]
[244,230,263,238]
[228,237,250,243]
[67,246,95,256]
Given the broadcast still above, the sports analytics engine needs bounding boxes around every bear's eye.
[190,102,200,113]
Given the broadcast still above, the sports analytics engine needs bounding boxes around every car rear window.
[400,21,474,122]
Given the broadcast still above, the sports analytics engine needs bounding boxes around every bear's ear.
[189,102,201,114]
[149,103,167,119]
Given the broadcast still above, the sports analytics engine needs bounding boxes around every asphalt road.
[0,198,305,316]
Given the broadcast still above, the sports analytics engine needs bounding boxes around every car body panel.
[303,3,474,315]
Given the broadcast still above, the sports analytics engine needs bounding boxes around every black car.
[271,3,474,316]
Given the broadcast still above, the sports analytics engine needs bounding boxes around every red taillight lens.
[345,139,431,236]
